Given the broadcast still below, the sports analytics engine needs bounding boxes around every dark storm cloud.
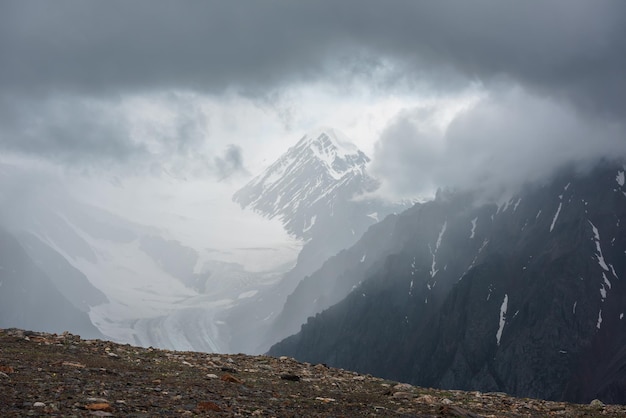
[0,1,335,95]
[2,0,625,179]
[2,1,625,116]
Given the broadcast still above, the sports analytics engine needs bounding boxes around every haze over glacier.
[0,161,302,352]
[0,128,402,353]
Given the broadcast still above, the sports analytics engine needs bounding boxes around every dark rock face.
[16,232,108,313]
[270,161,626,404]
[0,227,104,339]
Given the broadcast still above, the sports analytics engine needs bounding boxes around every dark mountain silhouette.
[270,160,626,404]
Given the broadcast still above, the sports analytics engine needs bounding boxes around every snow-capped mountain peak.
[292,128,368,180]
[233,128,376,238]
[304,127,358,156]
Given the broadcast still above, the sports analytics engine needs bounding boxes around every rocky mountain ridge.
[1,328,624,417]
[270,160,626,404]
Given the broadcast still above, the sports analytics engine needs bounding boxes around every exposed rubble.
[1,328,624,417]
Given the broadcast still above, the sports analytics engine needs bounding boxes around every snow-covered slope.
[19,204,287,352]
[0,163,292,352]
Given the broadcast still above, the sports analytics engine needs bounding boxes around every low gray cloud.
[0,93,242,179]
[0,95,145,165]
[2,1,625,190]
[214,144,248,180]
[372,87,626,201]
[2,1,624,117]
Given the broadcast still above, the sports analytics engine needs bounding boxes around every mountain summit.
[233,128,377,239]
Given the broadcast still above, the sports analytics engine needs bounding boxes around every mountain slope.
[267,212,403,346]
[0,227,103,339]
[270,161,626,404]
[16,231,108,313]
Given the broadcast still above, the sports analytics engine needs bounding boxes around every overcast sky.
[2,1,626,227]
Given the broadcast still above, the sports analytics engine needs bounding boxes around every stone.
[393,383,413,391]
[393,391,414,399]
[85,398,110,404]
[33,402,46,408]
[62,361,86,368]
[90,411,114,417]
[0,365,14,373]
[315,397,336,403]
[220,373,243,384]
[440,405,482,418]
[417,394,436,404]
[85,403,113,412]
[196,401,222,412]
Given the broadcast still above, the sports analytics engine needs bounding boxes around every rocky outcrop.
[2,328,626,417]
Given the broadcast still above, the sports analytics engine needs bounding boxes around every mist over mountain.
[0,128,407,355]
[0,126,408,355]
[227,129,407,353]
[270,160,626,404]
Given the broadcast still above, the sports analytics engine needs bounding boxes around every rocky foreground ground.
[1,328,624,417]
